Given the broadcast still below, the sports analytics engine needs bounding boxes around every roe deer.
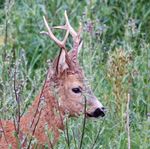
[0,11,106,148]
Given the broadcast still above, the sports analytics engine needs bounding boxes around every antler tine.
[42,16,69,49]
[41,11,82,56]
[52,11,78,39]
[52,25,69,46]
[64,11,78,39]
[63,11,82,60]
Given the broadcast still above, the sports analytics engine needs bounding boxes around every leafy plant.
[0,0,149,148]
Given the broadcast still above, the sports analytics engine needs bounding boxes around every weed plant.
[0,0,149,148]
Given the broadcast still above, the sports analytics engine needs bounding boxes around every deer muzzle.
[87,107,106,118]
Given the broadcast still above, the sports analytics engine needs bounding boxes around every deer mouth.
[86,108,105,118]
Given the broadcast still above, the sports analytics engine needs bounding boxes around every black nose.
[93,108,105,117]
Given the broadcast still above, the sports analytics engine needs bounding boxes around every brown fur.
[0,61,82,148]
[0,12,105,148]
[0,55,104,148]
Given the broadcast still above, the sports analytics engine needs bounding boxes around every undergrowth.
[0,0,149,149]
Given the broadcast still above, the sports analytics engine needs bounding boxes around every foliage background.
[0,0,149,148]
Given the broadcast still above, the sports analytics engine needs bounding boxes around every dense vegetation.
[0,0,149,148]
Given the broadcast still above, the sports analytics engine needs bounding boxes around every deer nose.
[93,107,105,117]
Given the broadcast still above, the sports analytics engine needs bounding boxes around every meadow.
[0,0,149,148]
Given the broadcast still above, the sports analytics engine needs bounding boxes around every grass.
[0,0,150,148]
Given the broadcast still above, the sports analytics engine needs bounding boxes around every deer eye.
[72,87,81,93]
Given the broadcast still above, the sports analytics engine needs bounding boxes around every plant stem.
[126,93,131,149]
[79,96,87,149]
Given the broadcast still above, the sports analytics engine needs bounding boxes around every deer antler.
[40,15,69,49]
[41,10,82,57]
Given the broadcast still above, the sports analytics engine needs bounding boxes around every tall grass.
[0,0,149,148]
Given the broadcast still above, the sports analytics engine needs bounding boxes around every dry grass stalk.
[126,93,131,149]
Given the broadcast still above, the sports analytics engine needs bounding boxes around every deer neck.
[20,78,66,144]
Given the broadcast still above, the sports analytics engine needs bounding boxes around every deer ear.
[57,49,69,74]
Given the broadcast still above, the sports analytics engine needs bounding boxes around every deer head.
[41,11,106,118]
